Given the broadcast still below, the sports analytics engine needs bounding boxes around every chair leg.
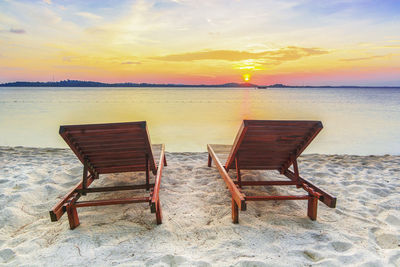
[66,204,80,230]
[208,154,212,167]
[155,199,162,225]
[145,155,150,191]
[307,194,318,220]
[236,167,242,188]
[232,198,239,224]
[235,157,242,188]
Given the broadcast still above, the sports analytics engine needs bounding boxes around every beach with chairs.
[0,124,399,265]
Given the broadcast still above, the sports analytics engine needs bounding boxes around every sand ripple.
[0,147,399,266]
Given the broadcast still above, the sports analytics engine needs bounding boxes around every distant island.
[0,80,399,88]
[0,80,256,88]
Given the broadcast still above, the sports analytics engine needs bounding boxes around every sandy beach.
[0,146,399,266]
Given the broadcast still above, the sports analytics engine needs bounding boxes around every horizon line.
[1,80,400,88]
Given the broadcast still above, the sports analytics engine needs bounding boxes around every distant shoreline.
[0,80,399,88]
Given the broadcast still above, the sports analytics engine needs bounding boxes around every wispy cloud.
[383,45,400,49]
[152,50,267,61]
[264,46,328,61]
[9,28,26,34]
[340,54,393,62]
[43,0,52,5]
[121,61,141,65]
[53,65,96,70]
[151,46,328,63]
[63,56,75,62]
[75,12,102,20]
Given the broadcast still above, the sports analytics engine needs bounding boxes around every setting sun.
[242,74,251,82]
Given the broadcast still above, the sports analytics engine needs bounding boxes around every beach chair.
[49,121,166,229]
[207,120,336,223]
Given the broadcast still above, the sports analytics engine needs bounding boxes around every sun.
[242,73,251,82]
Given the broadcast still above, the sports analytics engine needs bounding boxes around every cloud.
[152,50,267,61]
[43,0,52,4]
[75,12,102,20]
[121,61,141,65]
[383,45,400,48]
[151,46,329,63]
[340,54,392,62]
[53,65,96,70]
[208,32,221,37]
[9,28,26,34]
[63,56,75,62]
[264,46,328,61]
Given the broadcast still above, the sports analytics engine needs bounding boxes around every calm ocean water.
[0,87,399,155]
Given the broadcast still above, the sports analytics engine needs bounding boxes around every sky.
[0,0,400,85]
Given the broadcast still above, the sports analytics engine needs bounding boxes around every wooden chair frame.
[49,121,166,229]
[207,120,336,223]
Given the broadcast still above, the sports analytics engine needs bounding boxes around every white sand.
[0,146,399,266]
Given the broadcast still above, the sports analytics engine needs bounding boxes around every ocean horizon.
[1,86,399,155]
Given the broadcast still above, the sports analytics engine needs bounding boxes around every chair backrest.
[59,121,157,175]
[225,120,323,172]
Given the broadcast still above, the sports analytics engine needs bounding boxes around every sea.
[0,87,399,155]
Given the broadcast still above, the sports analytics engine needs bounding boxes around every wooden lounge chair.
[207,120,336,223]
[49,121,166,229]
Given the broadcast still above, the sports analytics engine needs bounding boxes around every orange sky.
[1,0,400,85]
